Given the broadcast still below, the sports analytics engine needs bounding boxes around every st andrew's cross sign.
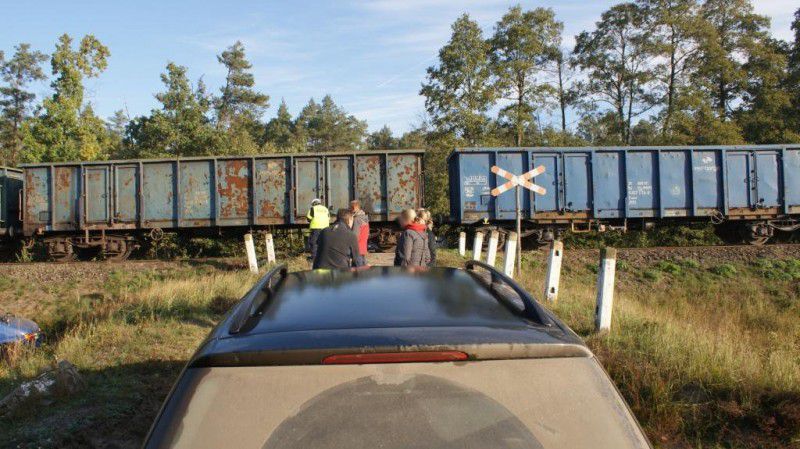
[489,164,547,276]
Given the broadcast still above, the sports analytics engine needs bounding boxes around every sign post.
[490,165,546,277]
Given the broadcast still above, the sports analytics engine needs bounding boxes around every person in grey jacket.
[394,209,431,268]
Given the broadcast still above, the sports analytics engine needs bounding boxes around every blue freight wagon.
[18,150,424,260]
[449,145,800,244]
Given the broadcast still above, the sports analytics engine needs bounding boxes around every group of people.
[307,199,435,270]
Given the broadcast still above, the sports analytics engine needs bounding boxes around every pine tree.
[21,34,111,162]
[489,6,562,146]
[572,3,657,144]
[216,41,269,124]
[263,100,303,153]
[294,95,367,151]
[420,14,495,145]
[124,63,222,158]
[0,44,48,165]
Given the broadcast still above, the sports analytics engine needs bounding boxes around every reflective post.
[265,233,276,264]
[544,241,564,303]
[503,231,518,278]
[458,232,466,257]
[515,185,522,277]
[594,247,617,332]
[486,230,499,266]
[244,233,258,273]
[472,231,484,261]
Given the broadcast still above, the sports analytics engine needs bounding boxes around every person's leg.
[309,229,321,261]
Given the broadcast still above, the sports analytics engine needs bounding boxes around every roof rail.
[465,260,554,326]
[229,263,289,335]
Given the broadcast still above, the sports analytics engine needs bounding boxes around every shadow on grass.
[1,359,185,449]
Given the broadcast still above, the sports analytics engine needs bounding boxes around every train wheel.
[103,237,134,261]
[45,238,76,262]
[740,222,772,246]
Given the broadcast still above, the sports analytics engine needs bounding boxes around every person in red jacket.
[350,200,370,266]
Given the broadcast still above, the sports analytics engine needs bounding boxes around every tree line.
[0,1,798,212]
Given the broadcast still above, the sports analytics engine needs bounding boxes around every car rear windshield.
[147,358,649,449]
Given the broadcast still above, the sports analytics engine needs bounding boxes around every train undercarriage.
[468,217,800,248]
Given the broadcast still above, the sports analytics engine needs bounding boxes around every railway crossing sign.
[490,164,547,276]
[490,165,547,197]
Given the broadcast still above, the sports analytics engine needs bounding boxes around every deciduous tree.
[573,3,657,144]
[421,14,495,145]
[489,6,562,146]
[367,125,398,150]
[695,0,772,120]
[0,44,47,165]
[21,34,111,162]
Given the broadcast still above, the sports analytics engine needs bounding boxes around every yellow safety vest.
[307,204,330,229]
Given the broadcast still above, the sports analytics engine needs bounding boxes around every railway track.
[0,243,796,266]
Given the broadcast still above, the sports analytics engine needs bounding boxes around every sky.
[0,0,796,134]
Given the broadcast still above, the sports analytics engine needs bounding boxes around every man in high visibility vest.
[306,198,330,261]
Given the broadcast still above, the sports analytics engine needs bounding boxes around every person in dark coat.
[394,209,431,268]
[313,209,363,270]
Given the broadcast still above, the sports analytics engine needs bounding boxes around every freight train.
[0,144,798,261]
[0,150,424,260]
[448,145,800,245]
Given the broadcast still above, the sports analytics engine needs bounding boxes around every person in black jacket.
[313,209,364,270]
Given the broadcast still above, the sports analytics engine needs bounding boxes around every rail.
[465,260,554,326]
[228,263,288,335]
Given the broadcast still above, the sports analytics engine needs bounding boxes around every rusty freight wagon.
[19,150,424,261]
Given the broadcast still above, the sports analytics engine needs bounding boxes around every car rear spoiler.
[465,260,555,327]
[228,263,289,335]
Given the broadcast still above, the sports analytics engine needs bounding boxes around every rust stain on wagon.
[356,155,383,216]
[256,159,286,221]
[387,155,421,213]
[217,160,250,218]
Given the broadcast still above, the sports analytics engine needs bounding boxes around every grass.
[1,251,799,448]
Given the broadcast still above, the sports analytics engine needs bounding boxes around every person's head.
[350,199,361,212]
[337,208,354,228]
[399,208,416,227]
[311,198,322,207]
[417,208,433,229]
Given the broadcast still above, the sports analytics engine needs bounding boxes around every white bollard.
[264,233,276,264]
[244,233,258,274]
[458,232,466,256]
[503,232,518,278]
[594,247,617,332]
[485,230,500,266]
[472,231,484,261]
[544,241,564,303]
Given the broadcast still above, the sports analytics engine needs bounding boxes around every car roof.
[191,266,588,367]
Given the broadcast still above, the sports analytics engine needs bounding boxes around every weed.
[709,263,737,278]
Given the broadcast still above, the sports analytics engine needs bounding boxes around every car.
[143,262,652,449]
[0,314,41,347]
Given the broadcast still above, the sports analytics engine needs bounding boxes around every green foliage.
[655,260,682,275]
[420,14,495,144]
[122,63,223,158]
[367,125,398,150]
[21,34,112,163]
[294,95,368,151]
[0,44,48,166]
[489,6,562,146]
[263,99,302,152]
[751,258,800,281]
[709,263,737,278]
[572,3,656,144]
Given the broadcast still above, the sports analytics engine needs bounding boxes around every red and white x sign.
[490,165,547,196]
